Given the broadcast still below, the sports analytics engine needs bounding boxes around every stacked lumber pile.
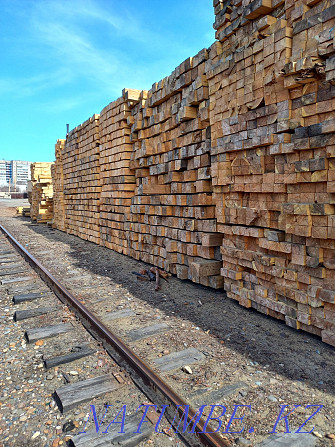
[29,162,54,223]
[126,50,224,288]
[61,115,101,243]
[99,91,140,254]
[209,0,335,345]
[51,139,66,231]
[50,0,335,345]
[16,206,30,217]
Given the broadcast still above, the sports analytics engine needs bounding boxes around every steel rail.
[0,224,230,447]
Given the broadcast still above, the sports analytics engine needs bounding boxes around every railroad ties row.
[0,226,323,446]
[0,235,160,446]
[1,231,240,446]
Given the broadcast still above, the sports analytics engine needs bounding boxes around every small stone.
[312,431,322,439]
[326,434,335,439]
[52,439,60,447]
[35,340,44,346]
[31,431,40,439]
[255,382,262,386]
[69,371,78,376]
[182,366,192,374]
[268,395,278,402]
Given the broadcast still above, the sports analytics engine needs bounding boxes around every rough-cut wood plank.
[0,264,22,270]
[127,323,170,341]
[103,309,135,321]
[70,413,153,447]
[10,285,39,294]
[1,277,33,285]
[55,374,121,413]
[258,432,317,447]
[14,306,59,321]
[201,233,224,247]
[0,250,14,255]
[0,269,25,276]
[25,323,74,343]
[153,348,205,372]
[44,345,95,369]
[191,382,248,406]
[13,292,49,304]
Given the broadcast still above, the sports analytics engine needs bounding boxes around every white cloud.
[28,0,154,97]
[0,68,73,97]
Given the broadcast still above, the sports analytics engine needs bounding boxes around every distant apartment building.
[0,160,32,191]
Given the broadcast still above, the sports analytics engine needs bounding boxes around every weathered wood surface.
[13,292,49,304]
[50,0,335,346]
[153,348,205,372]
[14,306,59,321]
[25,323,74,343]
[1,276,33,285]
[55,374,122,413]
[103,309,135,321]
[0,259,20,264]
[44,345,95,369]
[0,264,22,270]
[0,269,25,276]
[70,413,153,447]
[127,323,170,342]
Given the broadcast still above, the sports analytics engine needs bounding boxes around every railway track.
[0,224,230,447]
[0,217,334,447]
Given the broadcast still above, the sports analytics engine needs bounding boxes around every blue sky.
[0,0,214,162]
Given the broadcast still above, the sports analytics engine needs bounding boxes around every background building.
[0,160,32,191]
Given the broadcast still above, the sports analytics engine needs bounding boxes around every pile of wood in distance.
[62,115,101,244]
[99,91,140,254]
[29,162,53,223]
[51,139,65,231]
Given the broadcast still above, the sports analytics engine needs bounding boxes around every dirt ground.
[0,200,334,447]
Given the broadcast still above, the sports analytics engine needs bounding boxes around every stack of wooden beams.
[99,91,141,254]
[61,115,101,244]
[16,206,30,217]
[50,0,335,346]
[52,139,66,231]
[126,50,224,288]
[29,162,54,223]
[209,0,335,345]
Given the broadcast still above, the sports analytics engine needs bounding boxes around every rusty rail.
[0,224,230,447]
